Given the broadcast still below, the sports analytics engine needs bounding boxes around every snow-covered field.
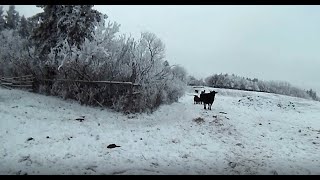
[0,86,319,175]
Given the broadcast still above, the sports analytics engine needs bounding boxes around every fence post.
[128,62,137,112]
[44,65,56,95]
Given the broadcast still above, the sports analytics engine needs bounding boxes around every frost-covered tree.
[171,65,187,83]
[306,89,318,100]
[0,7,36,77]
[133,32,165,84]
[27,13,42,35]
[187,75,196,86]
[43,23,186,112]
[31,5,105,59]
[130,32,181,111]
[18,15,29,38]
[166,65,187,101]
[47,18,120,77]
[0,29,36,76]
[5,5,20,30]
[0,6,6,31]
[204,73,315,100]
[187,75,205,86]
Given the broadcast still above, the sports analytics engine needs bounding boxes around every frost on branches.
[43,18,186,113]
[0,29,36,77]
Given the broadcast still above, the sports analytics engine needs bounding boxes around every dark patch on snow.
[236,143,244,148]
[85,165,98,172]
[182,154,190,159]
[193,117,205,124]
[151,162,159,167]
[75,118,85,122]
[111,170,127,175]
[107,144,121,149]
[18,155,30,163]
[228,162,237,168]
[18,155,32,166]
[26,137,34,141]
[172,139,180,144]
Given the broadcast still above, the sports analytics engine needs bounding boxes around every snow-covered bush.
[40,21,186,113]
[0,29,37,77]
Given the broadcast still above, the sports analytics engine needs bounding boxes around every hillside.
[0,86,319,175]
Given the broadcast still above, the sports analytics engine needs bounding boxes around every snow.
[0,86,319,175]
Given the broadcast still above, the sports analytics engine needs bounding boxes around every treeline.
[0,5,187,113]
[188,73,319,101]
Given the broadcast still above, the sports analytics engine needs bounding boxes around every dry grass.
[193,117,205,124]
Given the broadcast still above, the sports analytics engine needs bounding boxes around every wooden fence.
[0,74,35,89]
[0,74,141,95]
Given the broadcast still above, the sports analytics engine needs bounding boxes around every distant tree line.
[188,73,319,101]
[0,5,187,113]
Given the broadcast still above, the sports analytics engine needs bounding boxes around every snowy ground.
[0,86,319,175]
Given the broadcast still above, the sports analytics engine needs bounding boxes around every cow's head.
[210,90,218,94]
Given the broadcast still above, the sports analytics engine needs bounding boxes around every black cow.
[200,90,218,110]
[194,95,201,104]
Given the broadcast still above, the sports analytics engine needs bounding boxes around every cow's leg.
[209,104,212,110]
[204,104,206,109]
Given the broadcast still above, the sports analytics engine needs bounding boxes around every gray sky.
[3,5,320,93]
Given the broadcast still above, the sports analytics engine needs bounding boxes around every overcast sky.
[3,5,320,93]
